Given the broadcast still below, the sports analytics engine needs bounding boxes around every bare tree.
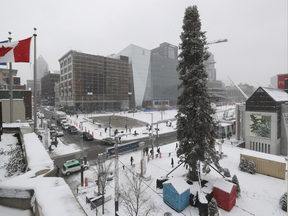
[92,154,113,214]
[119,170,157,216]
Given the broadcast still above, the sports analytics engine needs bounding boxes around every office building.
[58,50,133,112]
[151,42,178,59]
[41,71,60,106]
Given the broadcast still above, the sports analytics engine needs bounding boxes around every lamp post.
[145,113,154,159]
[82,96,84,113]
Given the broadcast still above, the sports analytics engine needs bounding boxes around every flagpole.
[8,32,13,123]
[33,28,37,132]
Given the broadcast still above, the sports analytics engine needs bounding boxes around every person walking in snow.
[175,142,178,150]
[171,158,174,168]
[130,156,134,165]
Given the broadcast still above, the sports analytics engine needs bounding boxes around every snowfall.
[0,105,287,216]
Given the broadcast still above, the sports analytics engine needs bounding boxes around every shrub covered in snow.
[279,192,287,212]
[247,159,256,174]
[232,174,241,198]
[238,157,247,172]
[223,168,231,177]
[3,145,26,177]
[208,197,219,216]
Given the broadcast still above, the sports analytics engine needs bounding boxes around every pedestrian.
[145,147,148,156]
[130,156,134,165]
[157,148,160,154]
[56,166,60,177]
[76,114,78,118]
[93,120,94,124]
[105,128,107,133]
[171,158,174,168]
[175,143,178,149]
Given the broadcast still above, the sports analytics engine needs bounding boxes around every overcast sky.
[0,0,287,87]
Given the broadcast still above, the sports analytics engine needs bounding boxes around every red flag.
[0,37,32,63]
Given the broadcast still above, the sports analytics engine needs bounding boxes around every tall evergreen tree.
[176,5,221,177]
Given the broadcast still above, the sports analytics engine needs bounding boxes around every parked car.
[61,159,89,176]
[101,137,116,145]
[56,128,64,137]
[68,125,78,134]
[62,123,70,130]
[82,132,93,141]
[60,119,67,125]
[128,109,137,113]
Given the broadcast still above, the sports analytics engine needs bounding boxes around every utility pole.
[114,136,119,216]
[33,28,37,132]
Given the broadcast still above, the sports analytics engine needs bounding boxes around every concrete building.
[0,90,32,122]
[236,87,288,155]
[58,50,133,112]
[41,72,60,106]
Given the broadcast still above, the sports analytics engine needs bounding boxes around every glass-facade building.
[112,45,151,107]
[114,43,180,108]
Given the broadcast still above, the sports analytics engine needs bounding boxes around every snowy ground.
[73,139,287,216]
[0,106,287,215]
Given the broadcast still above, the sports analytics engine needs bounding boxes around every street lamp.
[145,113,154,159]
[82,96,84,113]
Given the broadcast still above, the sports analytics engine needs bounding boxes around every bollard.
[88,130,90,133]
[85,177,88,187]
[85,128,87,132]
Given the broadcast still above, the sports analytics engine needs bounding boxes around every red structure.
[213,178,236,212]
[277,74,288,89]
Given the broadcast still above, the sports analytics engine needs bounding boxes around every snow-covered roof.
[23,133,54,171]
[0,177,86,216]
[213,178,235,193]
[163,177,190,195]
[262,87,288,102]
[241,149,286,163]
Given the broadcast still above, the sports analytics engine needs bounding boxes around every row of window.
[250,141,270,154]
[61,73,72,81]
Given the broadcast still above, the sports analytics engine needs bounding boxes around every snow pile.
[23,133,54,171]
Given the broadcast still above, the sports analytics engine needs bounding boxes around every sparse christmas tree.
[208,197,219,216]
[239,157,247,172]
[279,192,287,212]
[176,5,221,179]
[232,175,241,198]
[247,159,256,174]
